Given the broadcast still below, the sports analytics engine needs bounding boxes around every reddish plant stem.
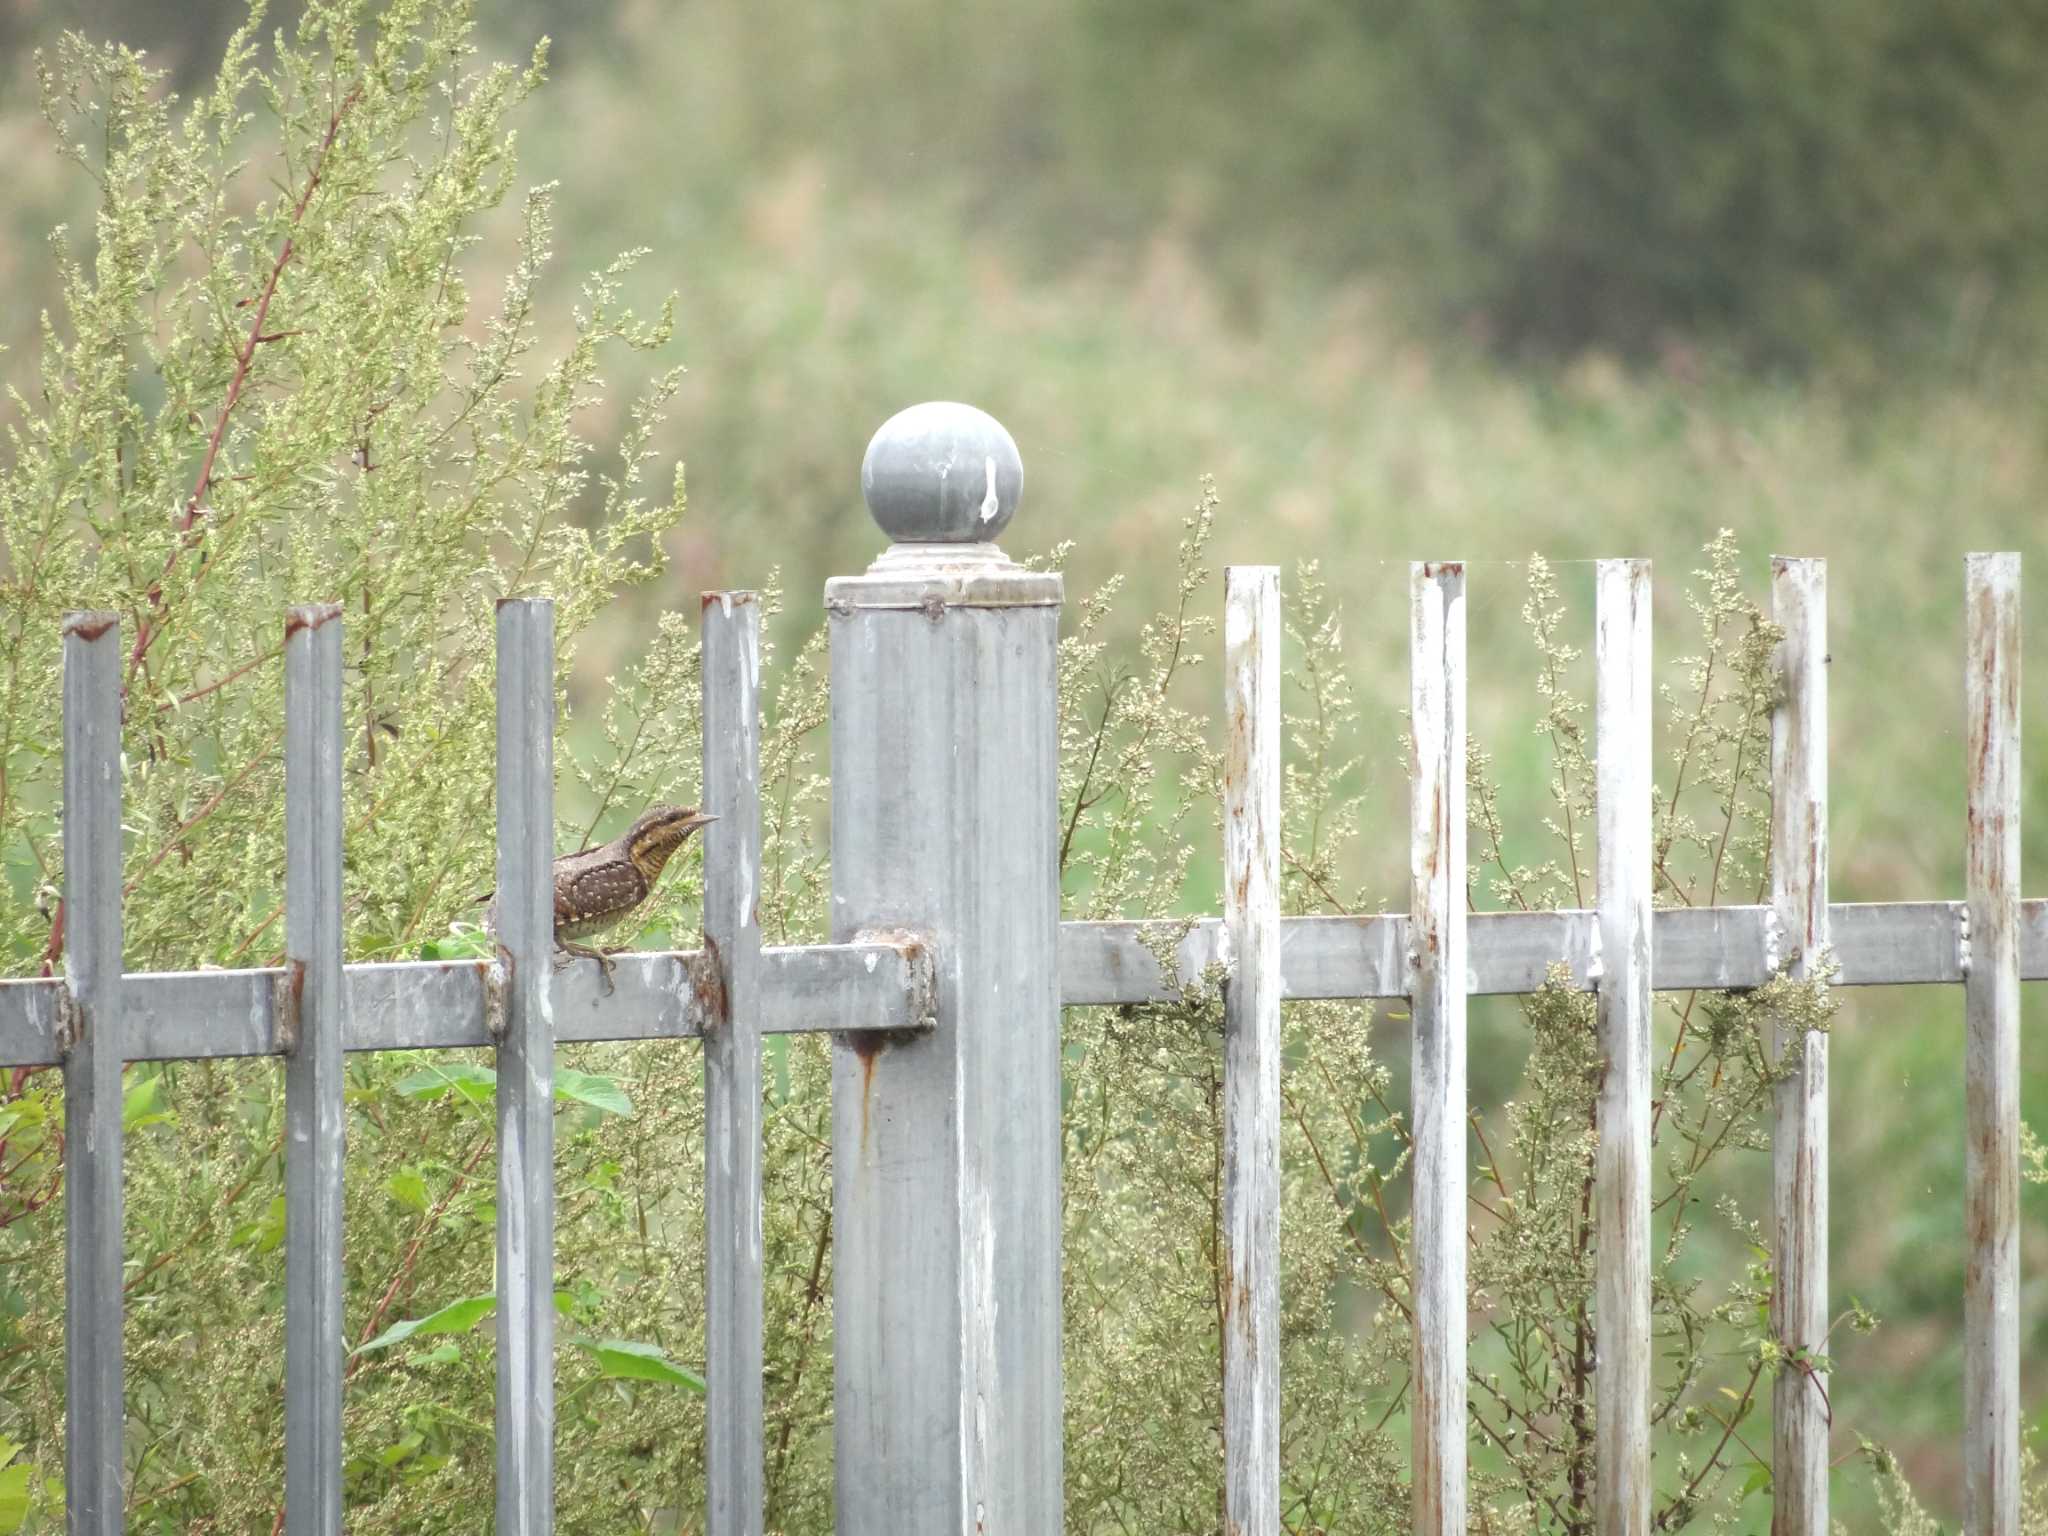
[352,1132,495,1355]
[125,83,364,692]
[172,643,282,708]
[122,745,278,896]
[36,898,64,978]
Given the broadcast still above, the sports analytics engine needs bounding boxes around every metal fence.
[0,400,2035,1535]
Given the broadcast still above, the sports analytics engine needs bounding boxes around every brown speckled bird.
[485,804,716,987]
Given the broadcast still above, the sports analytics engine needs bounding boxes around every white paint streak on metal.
[1594,560,1652,1536]
[1963,552,2020,1536]
[1769,558,1829,1536]
[1409,562,1468,1536]
[1222,566,1281,1536]
[980,456,1000,522]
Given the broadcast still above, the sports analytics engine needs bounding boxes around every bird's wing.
[554,851,645,934]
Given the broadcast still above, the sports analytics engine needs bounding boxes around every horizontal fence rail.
[0,944,932,1065]
[6,399,2028,1536]
[1057,900,2048,1003]
[12,901,2035,1065]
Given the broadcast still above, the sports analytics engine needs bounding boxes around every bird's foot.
[556,941,621,996]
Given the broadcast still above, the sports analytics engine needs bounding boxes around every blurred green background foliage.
[1,0,2045,1528]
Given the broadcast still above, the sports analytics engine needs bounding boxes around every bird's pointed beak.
[687,811,719,832]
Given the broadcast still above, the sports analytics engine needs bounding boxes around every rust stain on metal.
[1412,1368,1441,1522]
[691,934,730,1029]
[283,602,344,638]
[851,1029,883,1150]
[484,948,510,1039]
[841,929,936,1150]
[62,613,117,642]
[275,957,308,1054]
[1223,1273,1254,1344]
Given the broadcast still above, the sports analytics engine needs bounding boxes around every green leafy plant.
[0,4,2040,1532]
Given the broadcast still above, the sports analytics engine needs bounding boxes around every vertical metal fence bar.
[1770,557,1830,1535]
[1594,559,1652,1536]
[1222,566,1282,1536]
[62,612,124,1534]
[1963,551,2020,1536]
[702,591,765,1536]
[495,598,556,1535]
[1409,562,1467,1536]
[284,603,347,1536]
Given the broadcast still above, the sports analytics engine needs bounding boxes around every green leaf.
[386,1168,430,1212]
[394,1063,497,1106]
[354,1293,497,1355]
[122,1075,173,1133]
[420,928,492,961]
[1739,1463,1772,1499]
[0,1462,30,1533]
[407,1342,461,1367]
[569,1337,706,1393]
[556,1068,633,1118]
[231,1195,287,1254]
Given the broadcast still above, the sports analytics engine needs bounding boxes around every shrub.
[0,5,2036,1531]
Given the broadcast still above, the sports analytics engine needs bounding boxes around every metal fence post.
[826,402,1064,1532]
[1594,558,1653,1536]
[1963,551,2020,1536]
[1221,566,1282,1536]
[62,612,124,1535]
[1409,563,1468,1536]
[702,590,765,1536]
[1769,558,1829,1536]
[494,597,557,1535]
[284,603,347,1536]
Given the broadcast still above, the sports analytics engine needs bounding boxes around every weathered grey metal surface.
[1963,552,2020,1536]
[1051,897,2048,1007]
[1648,905,1770,991]
[1770,558,1829,1536]
[859,400,1022,543]
[62,612,125,1535]
[1221,567,1281,1536]
[494,599,556,1533]
[3,892,2038,1073]
[347,958,501,1051]
[1594,560,1652,1536]
[1408,562,1467,1536]
[284,604,346,1536]
[701,593,765,1536]
[0,941,932,1065]
[827,414,1064,1534]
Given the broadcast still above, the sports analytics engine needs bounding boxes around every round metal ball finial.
[861,402,1022,544]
